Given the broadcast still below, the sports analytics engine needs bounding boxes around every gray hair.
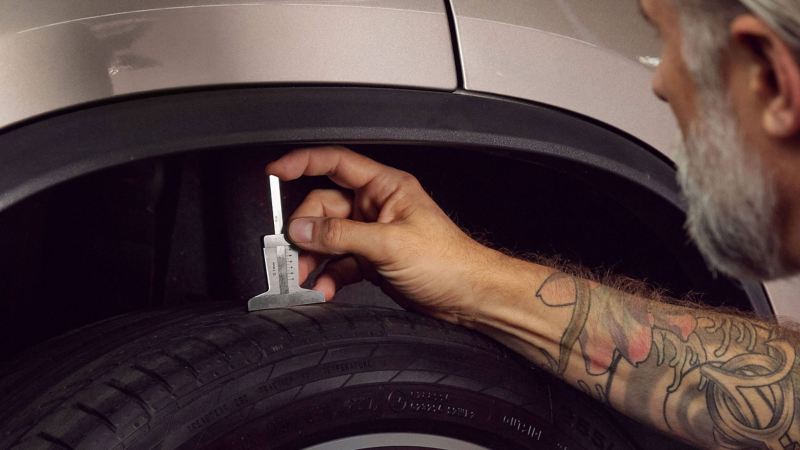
[671,1,745,87]
[740,0,800,49]
[673,0,800,65]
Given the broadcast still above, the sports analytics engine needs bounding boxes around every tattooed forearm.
[535,272,592,375]
[534,271,800,449]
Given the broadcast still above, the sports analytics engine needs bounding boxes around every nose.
[653,87,668,103]
[651,68,668,103]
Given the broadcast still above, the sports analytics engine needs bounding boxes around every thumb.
[287,217,390,262]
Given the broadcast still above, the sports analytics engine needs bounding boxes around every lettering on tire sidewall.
[385,387,554,445]
[387,389,476,419]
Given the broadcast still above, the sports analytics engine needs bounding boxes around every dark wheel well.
[0,86,771,358]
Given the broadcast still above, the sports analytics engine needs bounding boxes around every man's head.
[641,0,800,280]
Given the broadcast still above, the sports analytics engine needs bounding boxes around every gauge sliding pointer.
[247,175,325,311]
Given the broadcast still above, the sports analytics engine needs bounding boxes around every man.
[266,0,800,448]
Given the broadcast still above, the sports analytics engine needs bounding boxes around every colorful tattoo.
[534,271,799,449]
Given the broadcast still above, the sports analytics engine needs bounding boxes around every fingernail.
[289,219,314,243]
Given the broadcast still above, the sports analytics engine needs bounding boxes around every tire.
[0,303,638,449]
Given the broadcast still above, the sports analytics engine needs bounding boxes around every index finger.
[266,146,395,190]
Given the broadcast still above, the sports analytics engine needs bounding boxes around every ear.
[731,15,800,138]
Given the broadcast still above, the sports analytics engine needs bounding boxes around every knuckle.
[310,188,346,202]
[402,175,426,198]
[331,145,352,153]
[308,189,327,199]
[396,171,420,188]
[307,189,332,205]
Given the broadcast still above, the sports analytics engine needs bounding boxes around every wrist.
[460,248,548,328]
[462,252,571,372]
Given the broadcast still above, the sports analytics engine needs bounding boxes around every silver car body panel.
[0,0,456,128]
[766,277,800,323]
[451,0,678,157]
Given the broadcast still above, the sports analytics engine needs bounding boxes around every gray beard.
[674,92,788,281]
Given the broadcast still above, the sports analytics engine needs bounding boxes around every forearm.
[465,253,800,449]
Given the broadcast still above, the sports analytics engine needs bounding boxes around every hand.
[266,146,507,324]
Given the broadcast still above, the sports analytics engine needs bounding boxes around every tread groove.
[161,351,201,380]
[289,308,324,332]
[324,305,356,329]
[131,364,175,395]
[187,337,231,362]
[255,314,293,336]
[225,324,269,359]
[36,432,76,450]
[74,402,118,433]
[104,380,154,419]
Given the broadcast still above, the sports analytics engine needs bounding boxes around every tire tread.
[0,303,606,450]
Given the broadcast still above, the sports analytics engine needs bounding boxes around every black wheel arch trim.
[0,85,772,317]
[0,86,679,210]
